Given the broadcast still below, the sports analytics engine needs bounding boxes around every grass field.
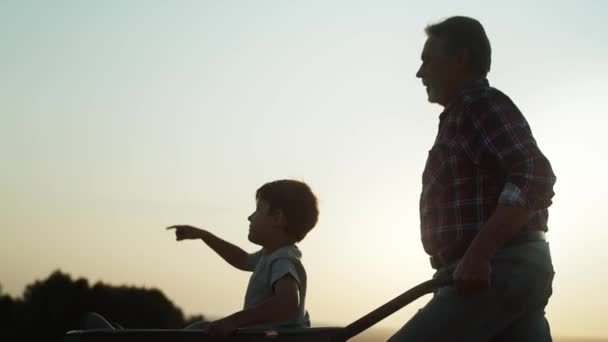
[347,328,607,342]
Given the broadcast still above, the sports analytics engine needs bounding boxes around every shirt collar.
[439,78,490,121]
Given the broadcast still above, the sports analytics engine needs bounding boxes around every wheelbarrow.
[63,277,452,342]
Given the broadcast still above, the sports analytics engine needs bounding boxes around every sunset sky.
[2,1,607,339]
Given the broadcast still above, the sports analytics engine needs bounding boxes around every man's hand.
[205,318,238,340]
[166,225,207,241]
[453,253,491,296]
[451,204,533,296]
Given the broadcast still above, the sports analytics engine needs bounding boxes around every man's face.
[416,36,465,106]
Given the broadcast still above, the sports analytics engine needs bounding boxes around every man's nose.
[416,65,423,78]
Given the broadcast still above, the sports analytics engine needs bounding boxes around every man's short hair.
[425,16,492,77]
[256,179,319,242]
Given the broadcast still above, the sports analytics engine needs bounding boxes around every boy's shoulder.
[262,244,302,263]
[248,245,303,270]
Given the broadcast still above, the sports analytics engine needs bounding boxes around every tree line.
[0,270,205,341]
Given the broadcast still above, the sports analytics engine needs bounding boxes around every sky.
[1,0,607,339]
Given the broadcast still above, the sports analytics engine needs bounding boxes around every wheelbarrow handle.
[335,276,454,341]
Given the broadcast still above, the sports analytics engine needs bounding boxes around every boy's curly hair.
[256,180,319,242]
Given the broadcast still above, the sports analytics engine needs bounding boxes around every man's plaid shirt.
[420,79,556,257]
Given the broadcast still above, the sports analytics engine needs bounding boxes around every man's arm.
[206,276,300,337]
[461,96,556,212]
[453,204,532,294]
[465,204,533,261]
[454,95,556,295]
[454,204,533,296]
[167,225,249,271]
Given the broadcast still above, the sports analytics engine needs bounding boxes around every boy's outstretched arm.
[167,225,249,271]
[206,275,300,338]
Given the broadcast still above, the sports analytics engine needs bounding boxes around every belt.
[429,230,547,270]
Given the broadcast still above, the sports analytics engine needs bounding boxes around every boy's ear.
[272,209,287,226]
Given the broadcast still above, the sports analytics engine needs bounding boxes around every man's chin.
[426,89,446,106]
[427,94,443,105]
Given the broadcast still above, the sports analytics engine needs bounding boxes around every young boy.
[167,179,318,338]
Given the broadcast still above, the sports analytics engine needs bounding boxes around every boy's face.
[247,199,286,246]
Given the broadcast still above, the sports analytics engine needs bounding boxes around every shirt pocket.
[422,142,463,189]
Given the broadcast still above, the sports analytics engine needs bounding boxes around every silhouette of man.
[389,16,556,342]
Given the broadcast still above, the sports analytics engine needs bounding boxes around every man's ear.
[455,48,471,71]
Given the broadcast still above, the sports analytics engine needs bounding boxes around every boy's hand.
[166,225,207,241]
[206,318,238,340]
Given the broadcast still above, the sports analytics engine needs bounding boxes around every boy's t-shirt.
[243,245,310,330]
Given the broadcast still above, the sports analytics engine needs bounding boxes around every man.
[389,17,557,341]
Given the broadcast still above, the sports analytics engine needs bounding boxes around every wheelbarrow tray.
[63,277,452,342]
[62,327,344,342]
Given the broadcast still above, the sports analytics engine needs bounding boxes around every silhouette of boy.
[167,179,318,338]
[85,179,318,339]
